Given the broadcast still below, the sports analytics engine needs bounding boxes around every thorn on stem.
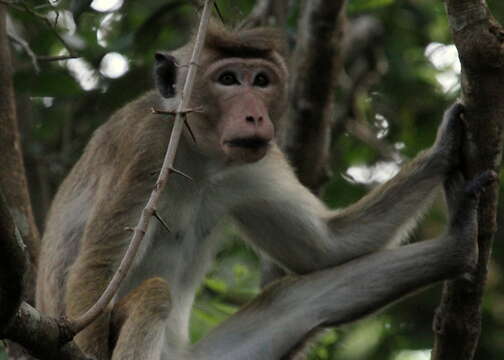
[151,107,204,117]
[175,61,201,68]
[214,3,225,23]
[184,120,197,143]
[169,167,193,181]
[153,210,171,232]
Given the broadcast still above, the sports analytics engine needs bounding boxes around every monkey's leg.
[192,239,465,360]
[110,277,171,360]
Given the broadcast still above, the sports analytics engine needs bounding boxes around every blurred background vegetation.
[2,0,504,359]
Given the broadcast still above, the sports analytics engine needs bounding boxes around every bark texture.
[0,190,27,333]
[5,302,91,360]
[0,4,40,303]
[431,1,504,359]
[0,161,87,360]
[285,0,346,192]
[0,6,90,360]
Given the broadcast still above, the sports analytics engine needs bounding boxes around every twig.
[37,55,80,61]
[151,107,204,116]
[7,31,40,73]
[7,32,80,69]
[168,167,193,181]
[214,2,224,23]
[68,0,215,335]
[151,107,202,143]
[153,210,171,233]
[184,120,197,143]
[0,0,77,57]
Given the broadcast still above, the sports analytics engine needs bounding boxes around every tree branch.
[237,0,290,30]
[0,183,87,360]
[67,0,216,336]
[7,30,39,73]
[0,188,27,333]
[284,0,347,193]
[0,1,40,305]
[0,0,77,57]
[431,1,504,359]
[4,302,92,360]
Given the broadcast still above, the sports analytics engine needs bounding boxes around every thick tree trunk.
[431,1,504,359]
[1,5,41,359]
[0,4,40,302]
[0,189,27,333]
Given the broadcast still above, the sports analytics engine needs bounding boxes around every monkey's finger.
[445,102,465,121]
[449,170,496,228]
[435,102,465,157]
[464,170,497,198]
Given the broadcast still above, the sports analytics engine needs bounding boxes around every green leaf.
[204,277,228,293]
[15,70,82,97]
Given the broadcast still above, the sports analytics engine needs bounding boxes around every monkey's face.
[201,58,286,163]
[154,51,287,164]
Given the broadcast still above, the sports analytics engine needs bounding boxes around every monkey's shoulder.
[82,91,169,164]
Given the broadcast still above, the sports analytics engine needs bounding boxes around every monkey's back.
[35,91,171,316]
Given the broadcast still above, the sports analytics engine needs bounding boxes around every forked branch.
[67,0,215,335]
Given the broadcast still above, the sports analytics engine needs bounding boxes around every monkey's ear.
[154,52,177,98]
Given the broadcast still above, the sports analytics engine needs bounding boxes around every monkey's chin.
[222,143,269,163]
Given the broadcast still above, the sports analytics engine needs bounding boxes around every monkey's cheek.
[222,144,269,163]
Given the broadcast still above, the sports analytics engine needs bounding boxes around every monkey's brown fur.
[37,24,484,360]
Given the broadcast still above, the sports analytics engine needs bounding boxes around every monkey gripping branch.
[432,1,504,359]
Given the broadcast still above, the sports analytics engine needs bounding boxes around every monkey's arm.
[230,104,463,273]
[193,171,487,360]
[326,103,463,251]
[63,169,151,358]
[63,123,165,357]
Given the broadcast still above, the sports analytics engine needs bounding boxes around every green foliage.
[348,0,395,14]
[4,1,504,359]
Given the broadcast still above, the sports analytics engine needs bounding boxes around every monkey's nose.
[245,116,263,124]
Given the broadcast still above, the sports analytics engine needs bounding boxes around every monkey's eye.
[253,73,270,87]
[218,72,239,86]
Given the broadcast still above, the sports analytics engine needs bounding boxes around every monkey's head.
[154,25,288,164]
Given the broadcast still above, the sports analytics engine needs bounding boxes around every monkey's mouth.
[224,137,269,150]
[222,136,270,163]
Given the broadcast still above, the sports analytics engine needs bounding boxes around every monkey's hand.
[431,102,465,173]
[445,170,497,273]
